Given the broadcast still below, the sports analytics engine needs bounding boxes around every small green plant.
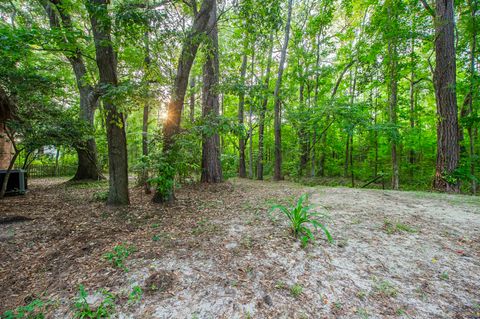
[275,280,287,289]
[440,271,449,281]
[103,244,135,271]
[93,191,109,202]
[290,283,303,298]
[73,285,115,319]
[356,290,367,300]
[271,194,333,246]
[127,286,143,304]
[1,299,46,319]
[372,278,398,298]
[383,220,417,234]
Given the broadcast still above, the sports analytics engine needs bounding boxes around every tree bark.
[387,19,399,190]
[141,31,151,194]
[257,33,274,180]
[41,0,103,181]
[248,46,255,179]
[432,0,461,192]
[87,0,129,205]
[200,0,222,183]
[238,48,248,178]
[189,76,195,122]
[154,0,215,201]
[273,0,293,181]
[162,0,215,150]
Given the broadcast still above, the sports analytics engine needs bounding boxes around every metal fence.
[24,165,77,178]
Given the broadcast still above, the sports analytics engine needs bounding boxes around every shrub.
[271,194,333,246]
[1,299,46,319]
[73,285,115,319]
[103,244,135,271]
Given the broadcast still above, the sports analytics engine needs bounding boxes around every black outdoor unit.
[0,169,27,195]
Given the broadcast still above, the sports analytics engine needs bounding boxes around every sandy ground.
[0,178,479,318]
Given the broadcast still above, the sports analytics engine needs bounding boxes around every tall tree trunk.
[40,0,103,181]
[257,33,274,180]
[463,0,477,194]
[248,46,255,179]
[155,0,215,201]
[273,0,293,181]
[141,31,151,194]
[432,0,461,192]
[189,76,195,122]
[299,81,308,175]
[162,0,215,150]
[350,134,354,187]
[388,31,399,190]
[409,21,416,173]
[238,49,248,178]
[87,0,129,205]
[311,34,321,178]
[374,93,379,177]
[344,136,349,177]
[200,0,222,183]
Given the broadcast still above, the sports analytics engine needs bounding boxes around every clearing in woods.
[0,178,479,318]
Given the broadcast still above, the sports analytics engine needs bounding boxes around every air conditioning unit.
[0,169,27,195]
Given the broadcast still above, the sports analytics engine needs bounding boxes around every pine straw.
[0,178,479,318]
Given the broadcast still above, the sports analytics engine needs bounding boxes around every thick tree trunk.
[238,50,248,178]
[200,0,222,183]
[273,0,293,181]
[257,33,274,180]
[87,0,129,205]
[432,0,460,192]
[41,0,103,181]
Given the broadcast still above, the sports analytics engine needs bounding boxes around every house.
[0,87,14,170]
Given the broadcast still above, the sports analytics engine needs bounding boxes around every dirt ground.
[0,178,479,318]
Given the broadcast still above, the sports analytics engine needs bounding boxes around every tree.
[257,33,274,180]
[200,0,222,183]
[40,0,103,181]
[153,0,215,202]
[273,0,293,181]
[86,0,130,205]
[422,0,461,192]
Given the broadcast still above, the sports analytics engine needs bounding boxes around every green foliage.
[1,299,46,319]
[383,220,417,234]
[372,278,398,298]
[103,244,135,271]
[127,286,143,304]
[290,284,303,298]
[271,194,333,246]
[93,191,109,202]
[73,285,115,319]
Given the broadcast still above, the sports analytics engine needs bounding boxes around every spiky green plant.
[271,194,333,246]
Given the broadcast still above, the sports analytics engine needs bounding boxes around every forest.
[0,0,479,318]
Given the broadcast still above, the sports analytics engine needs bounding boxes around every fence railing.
[23,165,78,178]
